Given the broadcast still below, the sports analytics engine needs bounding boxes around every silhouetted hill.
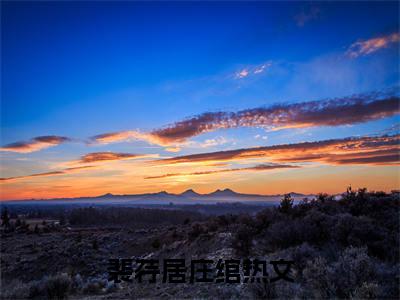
[180,189,201,197]
[2,188,313,205]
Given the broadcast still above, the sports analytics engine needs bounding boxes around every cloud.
[0,136,70,153]
[78,152,154,164]
[294,6,320,27]
[90,130,161,145]
[148,90,399,144]
[255,134,268,140]
[346,32,400,58]
[329,152,399,165]
[254,64,269,74]
[235,62,272,79]
[0,166,95,182]
[153,134,399,167]
[275,148,399,166]
[88,90,398,149]
[165,147,181,153]
[144,163,299,179]
[235,69,249,79]
[190,137,229,149]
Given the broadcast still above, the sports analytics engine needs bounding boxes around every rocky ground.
[1,221,269,299]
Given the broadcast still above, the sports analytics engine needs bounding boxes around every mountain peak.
[181,189,200,196]
[288,192,305,197]
[156,191,169,195]
[210,188,239,196]
[98,193,114,198]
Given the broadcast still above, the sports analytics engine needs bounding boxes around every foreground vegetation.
[1,188,399,299]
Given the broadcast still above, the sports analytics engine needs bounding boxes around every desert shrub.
[68,207,202,226]
[44,273,71,299]
[278,194,294,214]
[82,278,107,294]
[290,243,319,273]
[215,214,237,227]
[28,280,44,298]
[352,282,381,299]
[260,209,333,251]
[232,224,256,256]
[254,207,282,231]
[71,273,84,291]
[92,239,98,250]
[188,223,204,241]
[303,256,336,298]
[206,220,218,232]
[1,207,10,227]
[332,214,391,260]
[252,281,277,299]
[263,221,299,251]
[237,214,254,226]
[15,273,72,299]
[331,247,377,298]
[303,247,379,299]
[304,210,333,242]
[151,238,161,249]
[0,280,31,299]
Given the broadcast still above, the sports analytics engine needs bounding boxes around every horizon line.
[1,186,398,202]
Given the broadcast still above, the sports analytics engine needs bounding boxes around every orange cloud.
[89,130,178,151]
[153,134,400,166]
[0,166,95,182]
[347,32,400,58]
[89,90,399,148]
[79,152,153,163]
[165,147,181,153]
[0,136,70,153]
[90,130,140,144]
[148,91,399,145]
[144,163,299,179]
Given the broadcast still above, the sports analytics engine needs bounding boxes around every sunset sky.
[1,1,399,200]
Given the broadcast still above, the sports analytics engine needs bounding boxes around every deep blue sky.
[2,2,398,136]
[1,1,399,199]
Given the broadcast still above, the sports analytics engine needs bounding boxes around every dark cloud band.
[153,134,400,166]
[150,91,399,144]
[145,163,299,179]
[0,136,71,153]
[0,166,95,182]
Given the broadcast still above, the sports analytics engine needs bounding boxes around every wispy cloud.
[144,163,298,179]
[255,134,268,140]
[164,147,181,153]
[0,166,95,182]
[153,134,399,167]
[17,91,397,155]
[148,90,399,145]
[235,62,272,79]
[346,32,400,58]
[88,90,398,149]
[0,136,70,153]
[89,130,182,152]
[78,152,155,164]
[189,136,230,149]
[235,69,249,79]
[90,130,161,145]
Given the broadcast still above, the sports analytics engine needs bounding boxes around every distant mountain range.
[2,189,315,205]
